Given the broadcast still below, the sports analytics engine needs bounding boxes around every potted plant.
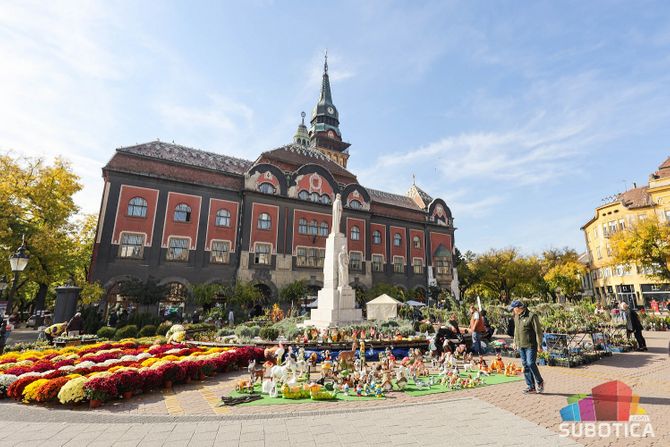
[84,377,117,408]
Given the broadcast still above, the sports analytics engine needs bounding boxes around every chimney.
[633,182,637,188]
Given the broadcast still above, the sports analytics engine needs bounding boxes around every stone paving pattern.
[0,331,667,446]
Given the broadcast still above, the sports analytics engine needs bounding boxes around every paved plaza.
[0,331,667,447]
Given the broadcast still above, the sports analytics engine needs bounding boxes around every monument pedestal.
[302,231,364,329]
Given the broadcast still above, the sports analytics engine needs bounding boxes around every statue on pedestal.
[332,193,342,234]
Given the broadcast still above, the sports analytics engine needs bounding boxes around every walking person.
[620,302,647,351]
[509,300,545,394]
[468,305,486,356]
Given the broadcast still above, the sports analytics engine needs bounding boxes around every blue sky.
[2,0,670,254]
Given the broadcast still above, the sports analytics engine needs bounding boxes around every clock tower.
[309,52,351,168]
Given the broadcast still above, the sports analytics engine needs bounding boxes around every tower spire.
[319,50,333,104]
[324,49,328,74]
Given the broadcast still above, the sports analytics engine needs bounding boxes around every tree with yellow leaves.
[610,216,670,282]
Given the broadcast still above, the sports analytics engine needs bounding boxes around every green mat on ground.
[223,372,523,406]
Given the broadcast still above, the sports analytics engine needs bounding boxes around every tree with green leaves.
[454,248,481,300]
[191,283,226,312]
[611,216,670,281]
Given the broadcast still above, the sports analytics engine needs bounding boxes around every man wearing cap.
[509,300,545,394]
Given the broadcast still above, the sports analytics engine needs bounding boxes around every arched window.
[351,226,360,241]
[258,212,271,230]
[321,194,331,205]
[393,233,402,247]
[319,222,329,236]
[298,218,308,234]
[259,183,276,194]
[215,209,231,227]
[372,230,382,245]
[349,200,362,209]
[174,203,191,222]
[298,190,309,200]
[413,236,421,249]
[310,192,319,202]
[309,220,318,235]
[127,197,147,218]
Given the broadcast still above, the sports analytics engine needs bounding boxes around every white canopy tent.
[366,294,402,320]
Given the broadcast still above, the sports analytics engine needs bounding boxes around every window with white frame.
[351,226,360,240]
[254,243,271,265]
[435,257,450,274]
[618,219,625,231]
[298,190,309,200]
[210,240,230,264]
[349,252,362,270]
[596,246,602,259]
[296,247,325,268]
[298,218,308,234]
[309,220,318,236]
[372,230,381,245]
[606,243,612,256]
[665,210,670,221]
[257,212,271,230]
[215,209,231,227]
[393,233,402,247]
[413,258,424,274]
[119,233,145,259]
[393,256,404,273]
[320,195,331,205]
[638,214,647,221]
[319,222,329,236]
[174,203,192,222]
[413,236,421,249]
[349,200,362,209]
[372,254,383,272]
[127,197,148,218]
[167,237,190,261]
[258,183,276,194]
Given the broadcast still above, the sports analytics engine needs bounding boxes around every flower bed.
[0,340,263,407]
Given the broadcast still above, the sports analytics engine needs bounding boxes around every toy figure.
[359,340,366,367]
[308,352,318,367]
[356,383,363,396]
[490,354,505,373]
[342,383,350,395]
[248,359,265,383]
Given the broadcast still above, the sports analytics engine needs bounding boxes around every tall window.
[174,203,191,222]
[435,257,450,274]
[215,209,231,227]
[258,212,271,230]
[393,233,402,247]
[127,197,147,218]
[413,236,421,249]
[372,254,384,272]
[254,243,271,265]
[319,222,329,236]
[372,230,381,245]
[413,258,424,274]
[259,183,276,194]
[296,247,325,268]
[210,240,230,264]
[309,220,318,235]
[310,192,319,202]
[167,237,190,261]
[349,252,362,271]
[119,233,145,259]
[351,226,360,241]
[393,256,404,273]
[349,200,362,209]
[298,218,308,234]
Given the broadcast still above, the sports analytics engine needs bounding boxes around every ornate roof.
[116,141,252,175]
[367,188,424,211]
[257,143,357,181]
[407,183,433,209]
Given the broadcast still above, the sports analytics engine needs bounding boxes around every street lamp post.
[0,241,30,353]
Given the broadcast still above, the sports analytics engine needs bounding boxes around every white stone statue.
[332,193,342,234]
[338,245,349,288]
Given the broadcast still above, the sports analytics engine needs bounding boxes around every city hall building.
[90,59,455,312]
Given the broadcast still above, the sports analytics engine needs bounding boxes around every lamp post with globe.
[0,240,30,353]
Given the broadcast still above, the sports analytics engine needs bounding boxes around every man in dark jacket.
[509,300,545,394]
[620,302,647,351]
[66,312,83,336]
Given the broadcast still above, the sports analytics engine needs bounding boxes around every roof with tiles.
[367,188,424,211]
[256,143,357,182]
[652,156,670,179]
[616,186,654,209]
[116,141,253,175]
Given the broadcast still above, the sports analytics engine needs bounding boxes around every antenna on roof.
[412,173,416,185]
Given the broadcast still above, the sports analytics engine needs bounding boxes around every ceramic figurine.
[343,383,350,395]
[356,383,363,396]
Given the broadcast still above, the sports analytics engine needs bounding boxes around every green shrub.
[96,326,116,339]
[128,312,160,329]
[217,328,235,337]
[183,323,216,332]
[114,324,139,340]
[259,326,279,341]
[156,321,172,336]
[235,324,260,339]
[139,325,157,337]
[419,322,435,334]
[398,322,415,337]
